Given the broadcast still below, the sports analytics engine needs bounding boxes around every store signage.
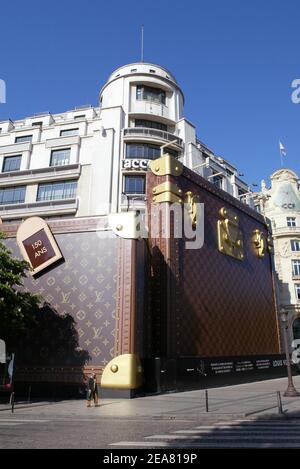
[17,217,62,275]
[282,203,295,209]
[122,159,149,170]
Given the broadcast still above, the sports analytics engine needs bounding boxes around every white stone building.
[253,168,300,343]
[0,62,249,222]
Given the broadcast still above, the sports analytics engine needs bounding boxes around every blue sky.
[0,0,299,186]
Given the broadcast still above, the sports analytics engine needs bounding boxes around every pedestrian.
[86,370,100,407]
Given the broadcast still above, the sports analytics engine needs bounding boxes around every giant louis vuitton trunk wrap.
[146,156,281,366]
[0,159,285,396]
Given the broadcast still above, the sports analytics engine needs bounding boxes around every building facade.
[0,62,249,222]
[0,62,285,396]
[253,168,300,345]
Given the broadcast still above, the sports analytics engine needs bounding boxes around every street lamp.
[280,308,300,397]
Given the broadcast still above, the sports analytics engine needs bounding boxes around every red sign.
[22,228,56,269]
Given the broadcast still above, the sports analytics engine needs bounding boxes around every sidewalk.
[1,375,300,420]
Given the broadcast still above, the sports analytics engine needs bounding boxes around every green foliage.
[0,232,40,344]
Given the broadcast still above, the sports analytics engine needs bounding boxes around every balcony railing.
[272,226,300,235]
[0,197,78,218]
[123,128,183,147]
[130,99,170,120]
[0,164,81,186]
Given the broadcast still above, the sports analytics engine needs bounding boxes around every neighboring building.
[0,62,249,222]
[253,168,300,345]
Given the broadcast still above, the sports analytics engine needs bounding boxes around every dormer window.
[136,85,166,105]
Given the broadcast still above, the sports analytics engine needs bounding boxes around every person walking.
[86,370,100,407]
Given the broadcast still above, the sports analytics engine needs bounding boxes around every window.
[255,205,261,213]
[32,121,43,127]
[50,148,71,166]
[0,186,26,205]
[212,174,223,189]
[136,85,166,105]
[126,143,161,160]
[2,155,21,172]
[37,181,77,201]
[60,128,78,137]
[74,115,85,120]
[149,69,156,73]
[135,119,167,131]
[126,143,177,160]
[291,240,300,252]
[287,217,296,227]
[15,135,32,143]
[124,175,145,194]
[238,188,247,196]
[292,259,300,276]
[130,68,137,72]
[295,285,300,302]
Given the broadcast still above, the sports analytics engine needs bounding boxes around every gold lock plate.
[149,154,183,177]
[218,207,244,261]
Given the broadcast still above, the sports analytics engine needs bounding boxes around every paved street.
[1,375,300,448]
[1,415,300,448]
[111,419,300,448]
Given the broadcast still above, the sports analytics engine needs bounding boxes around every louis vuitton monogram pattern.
[146,166,281,359]
[5,230,119,369]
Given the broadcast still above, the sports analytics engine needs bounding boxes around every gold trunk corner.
[100,354,143,390]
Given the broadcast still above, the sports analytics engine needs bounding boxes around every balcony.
[0,141,32,155]
[0,163,81,187]
[130,99,172,122]
[46,135,81,148]
[123,128,183,148]
[272,226,300,237]
[0,197,78,220]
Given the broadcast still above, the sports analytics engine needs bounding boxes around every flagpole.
[279,141,284,167]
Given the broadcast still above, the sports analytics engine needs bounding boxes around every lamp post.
[280,308,300,397]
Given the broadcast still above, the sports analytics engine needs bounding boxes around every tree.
[0,232,40,345]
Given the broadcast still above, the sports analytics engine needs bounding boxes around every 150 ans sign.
[17,217,62,275]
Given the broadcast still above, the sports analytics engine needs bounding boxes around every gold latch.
[149,154,183,177]
[253,229,267,258]
[152,181,183,204]
[217,207,244,261]
[185,191,199,229]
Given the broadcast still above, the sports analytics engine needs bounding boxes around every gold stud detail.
[110,364,118,373]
